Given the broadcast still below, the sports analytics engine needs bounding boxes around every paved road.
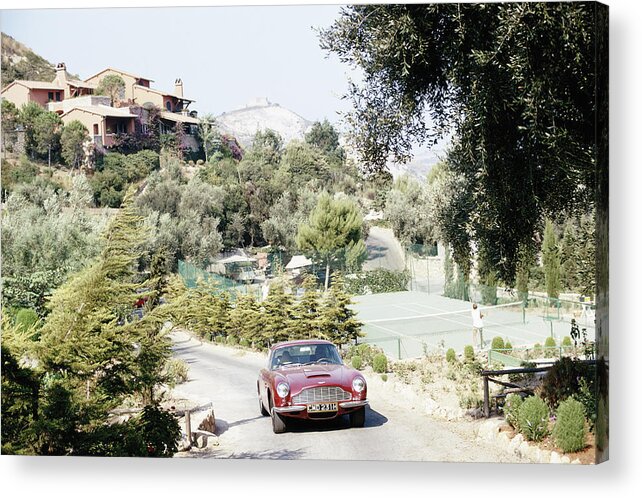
[363,226,406,272]
[170,330,529,462]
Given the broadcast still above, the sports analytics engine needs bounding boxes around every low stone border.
[476,419,581,464]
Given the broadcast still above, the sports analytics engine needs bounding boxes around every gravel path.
[170,330,532,463]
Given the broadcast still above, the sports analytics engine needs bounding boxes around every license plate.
[307,402,338,413]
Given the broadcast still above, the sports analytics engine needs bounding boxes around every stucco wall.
[1,84,30,108]
[60,109,101,141]
[86,70,138,101]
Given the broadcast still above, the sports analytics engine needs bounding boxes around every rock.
[478,419,502,440]
[571,458,581,465]
[509,433,524,453]
[177,435,192,452]
[497,433,511,446]
[528,447,542,462]
[197,409,217,434]
[425,398,439,416]
[192,430,219,449]
[561,456,571,464]
[519,441,531,458]
[550,451,562,464]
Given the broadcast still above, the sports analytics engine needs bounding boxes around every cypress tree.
[542,219,561,299]
[262,282,296,346]
[229,292,263,345]
[560,221,579,291]
[294,275,322,339]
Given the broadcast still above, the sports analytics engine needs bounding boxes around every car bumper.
[273,399,368,417]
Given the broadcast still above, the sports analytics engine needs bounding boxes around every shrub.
[552,398,587,453]
[381,374,388,382]
[533,343,542,356]
[540,357,592,410]
[227,335,238,346]
[164,358,189,387]
[372,353,388,373]
[14,308,40,332]
[351,355,363,370]
[343,268,410,295]
[137,404,181,457]
[215,336,225,344]
[575,377,597,430]
[464,345,475,362]
[503,393,523,429]
[491,336,505,350]
[544,336,557,356]
[446,348,457,363]
[344,343,383,368]
[517,395,549,442]
[561,335,573,352]
[504,340,513,352]
[240,338,250,348]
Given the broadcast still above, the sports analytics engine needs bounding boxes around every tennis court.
[351,291,596,360]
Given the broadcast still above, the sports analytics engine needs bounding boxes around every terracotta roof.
[134,84,195,102]
[160,111,200,125]
[67,78,97,89]
[62,105,137,118]
[1,80,64,92]
[84,67,154,83]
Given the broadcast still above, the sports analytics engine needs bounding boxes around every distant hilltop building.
[217,96,313,148]
[1,62,200,151]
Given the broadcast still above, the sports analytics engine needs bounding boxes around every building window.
[93,124,99,136]
[55,92,62,101]
[165,101,172,111]
[48,91,54,102]
[116,122,127,134]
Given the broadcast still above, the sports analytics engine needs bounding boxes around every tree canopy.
[320,2,598,283]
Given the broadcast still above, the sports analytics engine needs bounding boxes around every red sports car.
[257,339,368,433]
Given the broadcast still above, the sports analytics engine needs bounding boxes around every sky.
[0,4,355,124]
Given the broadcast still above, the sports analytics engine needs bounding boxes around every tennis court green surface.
[351,291,596,360]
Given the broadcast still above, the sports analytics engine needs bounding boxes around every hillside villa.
[1,62,200,150]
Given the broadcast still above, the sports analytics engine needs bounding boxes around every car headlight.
[276,382,290,398]
[352,377,366,393]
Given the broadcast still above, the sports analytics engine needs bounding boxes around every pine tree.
[23,187,177,454]
[296,193,366,290]
[318,274,363,345]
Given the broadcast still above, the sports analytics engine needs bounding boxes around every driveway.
[170,330,530,462]
[363,226,405,272]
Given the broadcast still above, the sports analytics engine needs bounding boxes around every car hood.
[278,364,353,393]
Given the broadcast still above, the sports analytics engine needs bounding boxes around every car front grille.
[292,386,351,404]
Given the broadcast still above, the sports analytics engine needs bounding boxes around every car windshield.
[270,343,342,370]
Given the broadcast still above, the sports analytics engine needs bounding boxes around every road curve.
[363,226,406,272]
[170,330,529,462]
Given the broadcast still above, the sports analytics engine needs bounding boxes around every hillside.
[217,97,313,148]
[1,32,79,87]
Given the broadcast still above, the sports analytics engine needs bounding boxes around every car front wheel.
[259,396,269,416]
[349,407,366,428]
[270,395,287,434]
